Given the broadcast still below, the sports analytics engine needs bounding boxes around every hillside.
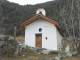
[0,0,59,35]
[0,0,80,40]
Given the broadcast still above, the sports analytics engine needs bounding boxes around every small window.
[39,28,42,32]
[45,37,48,40]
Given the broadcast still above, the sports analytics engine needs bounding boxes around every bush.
[49,51,58,55]
[16,45,36,56]
[0,38,17,57]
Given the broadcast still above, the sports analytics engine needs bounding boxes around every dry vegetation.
[0,55,80,60]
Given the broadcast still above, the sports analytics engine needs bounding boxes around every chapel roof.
[20,15,59,30]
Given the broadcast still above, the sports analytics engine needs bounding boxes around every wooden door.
[35,34,42,48]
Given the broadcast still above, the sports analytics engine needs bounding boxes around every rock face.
[40,50,50,55]
[65,45,72,56]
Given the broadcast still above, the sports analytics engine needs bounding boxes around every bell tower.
[36,8,46,16]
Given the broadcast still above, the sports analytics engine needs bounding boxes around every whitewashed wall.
[56,29,63,50]
[25,19,62,50]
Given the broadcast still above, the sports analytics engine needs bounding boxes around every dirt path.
[64,56,80,60]
[0,55,80,60]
